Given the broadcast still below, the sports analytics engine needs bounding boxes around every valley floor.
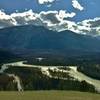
[0,91,100,100]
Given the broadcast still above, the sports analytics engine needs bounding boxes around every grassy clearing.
[0,91,100,100]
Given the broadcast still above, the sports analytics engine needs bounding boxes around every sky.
[0,0,100,36]
[0,0,100,21]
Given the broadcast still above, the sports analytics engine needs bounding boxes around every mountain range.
[0,25,100,60]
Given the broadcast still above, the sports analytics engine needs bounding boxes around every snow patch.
[0,63,23,91]
[0,64,8,73]
[8,74,23,91]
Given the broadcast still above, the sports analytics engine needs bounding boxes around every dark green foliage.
[0,49,22,64]
[80,81,95,92]
[77,64,100,80]
[24,52,100,66]
[48,69,72,80]
[0,74,17,91]
[58,66,71,71]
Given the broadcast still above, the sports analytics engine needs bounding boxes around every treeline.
[25,53,100,66]
[0,74,17,91]
[77,63,100,80]
[0,66,95,92]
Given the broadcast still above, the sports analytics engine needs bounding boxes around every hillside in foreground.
[0,61,100,93]
[0,91,100,100]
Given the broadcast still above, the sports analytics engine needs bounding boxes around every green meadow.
[0,91,100,100]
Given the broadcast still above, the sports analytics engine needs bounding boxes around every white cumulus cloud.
[72,0,84,11]
[0,10,100,36]
[38,0,55,4]
[0,9,76,28]
[58,10,76,19]
[0,10,17,28]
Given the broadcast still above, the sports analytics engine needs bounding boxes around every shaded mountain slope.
[0,25,100,59]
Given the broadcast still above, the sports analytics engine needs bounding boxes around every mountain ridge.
[0,25,100,58]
